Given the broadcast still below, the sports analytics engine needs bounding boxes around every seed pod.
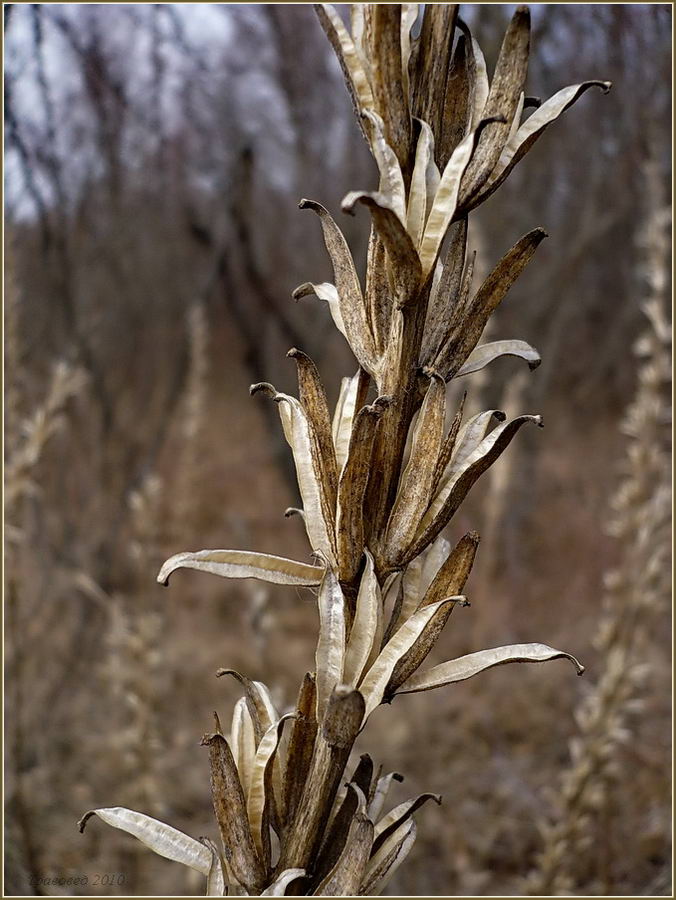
[458,6,530,205]
[299,199,377,375]
[288,348,338,509]
[314,784,374,896]
[407,415,543,563]
[387,532,479,694]
[201,732,265,894]
[283,673,318,830]
[383,371,446,567]
[336,397,391,585]
[278,687,365,872]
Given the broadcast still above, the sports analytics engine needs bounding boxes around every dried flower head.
[80,5,609,894]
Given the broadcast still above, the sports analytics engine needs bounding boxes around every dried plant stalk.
[174,300,210,535]
[5,360,87,516]
[80,5,610,895]
[526,160,671,897]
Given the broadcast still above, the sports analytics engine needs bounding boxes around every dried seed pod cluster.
[81,5,608,894]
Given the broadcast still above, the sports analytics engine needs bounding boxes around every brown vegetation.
[4,4,671,896]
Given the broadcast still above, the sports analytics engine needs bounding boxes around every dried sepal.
[507,91,526,146]
[293,281,348,344]
[260,869,306,896]
[438,227,547,378]
[387,567,415,642]
[299,199,377,375]
[457,20,489,131]
[315,784,374,896]
[315,567,346,722]
[387,532,479,694]
[201,731,266,894]
[157,549,323,588]
[383,371,446,567]
[409,4,458,141]
[360,110,407,221]
[336,397,391,585]
[350,5,366,55]
[455,339,541,377]
[368,771,405,824]
[446,408,506,479]
[231,696,257,798]
[343,550,382,687]
[409,414,543,562]
[78,807,212,877]
[313,4,374,141]
[372,793,441,855]
[388,534,450,637]
[247,715,294,870]
[368,5,411,174]
[459,6,530,206]
[438,32,472,168]
[342,190,421,309]
[216,670,278,745]
[396,643,585,695]
[287,347,338,508]
[399,4,419,104]
[431,393,466,496]
[416,535,452,600]
[381,571,404,647]
[282,672,318,830]
[332,368,369,474]
[253,383,337,562]
[359,596,462,721]
[476,80,613,206]
[416,114,503,281]
[418,129,476,277]
[200,837,228,897]
[421,217,468,366]
[360,818,417,895]
[406,119,436,249]
[386,597,472,699]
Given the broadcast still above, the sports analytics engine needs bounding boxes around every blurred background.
[4,3,671,896]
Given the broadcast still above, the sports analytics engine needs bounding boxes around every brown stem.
[276,687,364,875]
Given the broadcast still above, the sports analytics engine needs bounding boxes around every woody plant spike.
[79,4,610,896]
